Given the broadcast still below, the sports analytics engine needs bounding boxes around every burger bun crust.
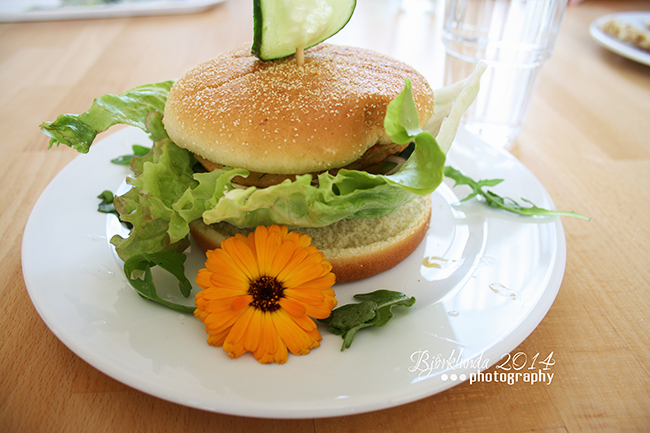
[189,195,432,284]
[163,43,434,175]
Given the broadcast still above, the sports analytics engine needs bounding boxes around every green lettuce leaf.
[202,170,420,228]
[383,79,446,195]
[43,65,485,311]
[110,138,196,260]
[40,80,174,153]
[199,69,492,228]
[42,60,486,230]
[107,70,485,259]
[109,111,250,261]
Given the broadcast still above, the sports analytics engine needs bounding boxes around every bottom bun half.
[189,195,432,284]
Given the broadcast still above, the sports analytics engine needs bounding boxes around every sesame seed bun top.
[163,43,434,175]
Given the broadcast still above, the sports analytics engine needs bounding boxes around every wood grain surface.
[1,0,648,432]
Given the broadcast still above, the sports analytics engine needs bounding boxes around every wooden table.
[2,0,649,431]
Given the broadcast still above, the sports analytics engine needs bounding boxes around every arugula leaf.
[110,144,152,165]
[320,290,416,351]
[444,166,590,220]
[97,190,117,215]
[123,252,195,313]
[98,189,134,229]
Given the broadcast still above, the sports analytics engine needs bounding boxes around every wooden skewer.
[296,46,305,66]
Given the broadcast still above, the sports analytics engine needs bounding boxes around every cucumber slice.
[252,0,357,61]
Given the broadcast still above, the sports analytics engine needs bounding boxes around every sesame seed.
[164,43,433,174]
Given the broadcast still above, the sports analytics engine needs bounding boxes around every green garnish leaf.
[110,155,132,165]
[320,290,416,351]
[97,189,133,229]
[123,252,195,313]
[97,189,119,216]
[444,166,591,220]
[110,144,151,165]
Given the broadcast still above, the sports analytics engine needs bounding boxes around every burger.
[163,43,435,283]
[41,42,484,291]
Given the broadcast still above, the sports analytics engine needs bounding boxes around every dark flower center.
[249,276,285,312]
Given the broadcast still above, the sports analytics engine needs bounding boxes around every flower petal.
[283,307,319,333]
[222,306,255,359]
[231,294,252,313]
[200,296,242,313]
[208,272,250,292]
[207,328,230,347]
[284,286,337,319]
[270,239,299,278]
[275,248,309,283]
[251,225,267,275]
[202,303,244,334]
[283,287,327,304]
[196,268,213,290]
[254,312,288,364]
[281,251,331,289]
[221,236,259,281]
[243,309,264,353]
[271,309,320,356]
[284,231,312,249]
[278,297,307,317]
[256,225,284,277]
[205,248,251,285]
[292,273,336,291]
[201,286,248,301]
[194,225,337,364]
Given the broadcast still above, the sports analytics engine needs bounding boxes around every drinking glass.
[442,0,567,148]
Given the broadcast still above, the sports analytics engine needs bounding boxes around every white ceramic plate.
[23,126,565,418]
[590,12,650,66]
[0,0,225,22]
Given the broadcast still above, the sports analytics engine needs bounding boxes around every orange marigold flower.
[194,225,337,364]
